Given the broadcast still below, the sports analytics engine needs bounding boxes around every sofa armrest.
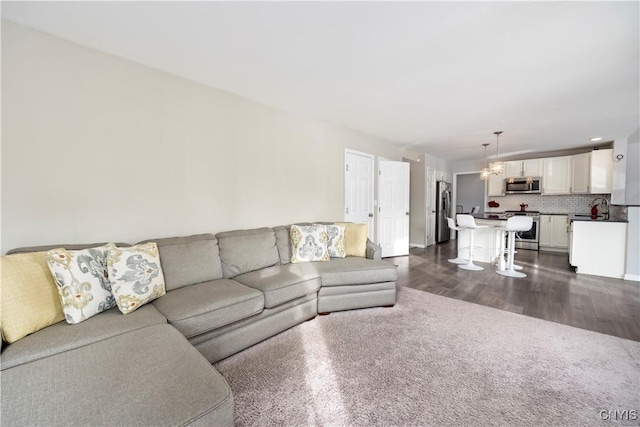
[366,239,382,261]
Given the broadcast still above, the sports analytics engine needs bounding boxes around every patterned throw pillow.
[290,225,330,263]
[314,224,346,258]
[107,242,166,314]
[46,245,116,324]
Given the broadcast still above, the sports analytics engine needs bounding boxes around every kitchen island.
[457,214,507,265]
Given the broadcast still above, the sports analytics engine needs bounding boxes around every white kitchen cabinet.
[543,156,572,195]
[505,161,523,178]
[571,152,590,193]
[570,220,627,279]
[487,169,505,196]
[590,149,613,193]
[504,159,543,178]
[540,215,569,251]
[570,150,613,194]
[523,159,543,177]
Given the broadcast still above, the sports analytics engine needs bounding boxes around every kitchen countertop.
[471,214,507,221]
[568,215,627,223]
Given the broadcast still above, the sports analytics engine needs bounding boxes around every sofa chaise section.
[1,325,234,427]
[273,224,398,313]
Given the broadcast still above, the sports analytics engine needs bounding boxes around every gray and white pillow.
[107,242,166,314]
[314,224,346,258]
[290,225,330,263]
[46,245,116,324]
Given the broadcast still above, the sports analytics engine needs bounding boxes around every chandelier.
[489,131,504,175]
[480,143,491,180]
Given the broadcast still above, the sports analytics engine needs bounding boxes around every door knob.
[406,212,410,215]
[368,213,374,218]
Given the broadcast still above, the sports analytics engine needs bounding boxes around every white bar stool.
[456,214,488,271]
[446,217,467,264]
[496,216,533,278]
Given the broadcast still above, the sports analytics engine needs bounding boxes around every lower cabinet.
[539,215,569,252]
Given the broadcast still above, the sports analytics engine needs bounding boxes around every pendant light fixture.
[480,143,491,180]
[490,131,504,174]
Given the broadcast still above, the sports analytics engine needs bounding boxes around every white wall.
[1,21,404,252]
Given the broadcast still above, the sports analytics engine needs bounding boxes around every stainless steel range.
[504,210,540,250]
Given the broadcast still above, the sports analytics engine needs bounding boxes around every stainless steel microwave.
[504,177,542,194]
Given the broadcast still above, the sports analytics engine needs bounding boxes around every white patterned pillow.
[107,242,166,314]
[46,245,116,324]
[290,225,330,263]
[314,224,346,258]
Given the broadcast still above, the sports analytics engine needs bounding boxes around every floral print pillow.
[46,245,116,324]
[290,225,330,263]
[107,242,166,314]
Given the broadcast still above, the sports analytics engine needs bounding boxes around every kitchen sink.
[573,214,602,217]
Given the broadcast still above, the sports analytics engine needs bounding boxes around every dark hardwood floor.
[387,241,640,342]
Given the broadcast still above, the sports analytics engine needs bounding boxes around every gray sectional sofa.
[1,224,397,426]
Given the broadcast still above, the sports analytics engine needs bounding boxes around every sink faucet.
[589,197,610,219]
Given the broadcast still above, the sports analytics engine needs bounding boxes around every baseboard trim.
[409,243,426,249]
[623,274,640,282]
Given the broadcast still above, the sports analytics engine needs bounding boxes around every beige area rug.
[215,287,640,426]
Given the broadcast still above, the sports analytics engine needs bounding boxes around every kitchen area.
[452,146,636,280]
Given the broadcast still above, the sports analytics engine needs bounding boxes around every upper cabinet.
[590,149,613,193]
[498,149,613,196]
[487,169,505,197]
[543,156,572,194]
[504,161,522,178]
[570,149,613,194]
[571,152,590,193]
[504,159,543,178]
[523,159,543,177]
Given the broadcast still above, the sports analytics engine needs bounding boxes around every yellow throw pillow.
[0,252,65,343]
[334,222,368,257]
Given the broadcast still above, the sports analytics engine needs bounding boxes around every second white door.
[378,160,410,257]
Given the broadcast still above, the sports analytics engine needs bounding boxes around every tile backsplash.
[485,193,613,214]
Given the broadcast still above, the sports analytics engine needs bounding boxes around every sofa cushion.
[234,264,321,309]
[153,279,264,338]
[273,226,293,265]
[0,324,234,427]
[0,251,65,344]
[216,228,280,278]
[137,234,223,291]
[1,304,166,370]
[315,257,397,286]
[46,245,116,324]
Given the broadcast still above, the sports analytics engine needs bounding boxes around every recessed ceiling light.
[589,137,603,142]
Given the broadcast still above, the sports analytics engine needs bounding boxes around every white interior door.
[378,160,410,257]
[426,167,436,246]
[344,150,374,240]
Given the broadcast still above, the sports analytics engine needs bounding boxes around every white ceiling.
[2,1,638,161]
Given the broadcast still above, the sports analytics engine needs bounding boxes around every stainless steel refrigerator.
[435,181,452,243]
